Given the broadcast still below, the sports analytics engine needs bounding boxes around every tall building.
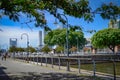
[108,19,120,29]
[39,30,45,49]
[114,20,120,29]
[39,31,42,46]
[9,38,17,47]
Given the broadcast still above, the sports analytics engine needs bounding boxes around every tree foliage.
[0,0,120,29]
[17,47,25,52]
[28,46,36,53]
[55,46,64,53]
[70,46,77,52]
[9,46,17,52]
[44,28,86,48]
[9,46,24,52]
[8,46,36,53]
[91,28,120,52]
[41,45,51,53]
[96,2,120,20]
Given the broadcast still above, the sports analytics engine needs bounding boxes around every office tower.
[10,38,17,47]
[109,19,120,29]
[39,31,42,47]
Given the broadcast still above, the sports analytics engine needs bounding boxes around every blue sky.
[0,0,120,49]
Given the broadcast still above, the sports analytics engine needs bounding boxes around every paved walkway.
[0,58,119,80]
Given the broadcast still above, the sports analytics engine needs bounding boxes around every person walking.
[4,52,8,61]
[1,54,4,60]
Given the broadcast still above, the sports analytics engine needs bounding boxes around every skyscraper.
[39,31,42,47]
[9,38,17,47]
[39,30,45,49]
[108,19,120,29]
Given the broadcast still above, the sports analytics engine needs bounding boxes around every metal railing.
[13,53,120,80]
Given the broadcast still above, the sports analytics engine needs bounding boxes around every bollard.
[78,58,81,73]
[37,54,39,65]
[33,55,35,64]
[51,57,54,68]
[46,57,47,67]
[112,59,116,80]
[66,58,70,71]
[93,59,96,77]
[41,56,43,66]
[58,57,61,70]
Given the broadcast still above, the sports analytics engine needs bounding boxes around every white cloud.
[0,26,42,49]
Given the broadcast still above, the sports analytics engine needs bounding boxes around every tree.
[91,28,120,53]
[70,46,77,52]
[0,0,120,29]
[44,28,66,46]
[9,46,25,52]
[28,46,36,53]
[9,46,18,52]
[44,28,86,49]
[55,46,64,53]
[17,47,25,52]
[41,45,51,53]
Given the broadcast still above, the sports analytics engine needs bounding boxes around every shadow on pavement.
[0,66,12,80]
[5,72,112,80]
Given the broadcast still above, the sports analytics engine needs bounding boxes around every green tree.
[41,45,51,53]
[44,28,86,48]
[28,46,36,53]
[70,46,77,52]
[91,28,120,53]
[9,46,18,52]
[55,46,64,53]
[17,47,25,52]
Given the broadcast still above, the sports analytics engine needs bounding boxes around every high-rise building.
[108,19,120,29]
[39,30,45,49]
[9,38,17,47]
[114,20,120,29]
[39,31,42,46]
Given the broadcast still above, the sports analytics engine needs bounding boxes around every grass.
[71,62,120,75]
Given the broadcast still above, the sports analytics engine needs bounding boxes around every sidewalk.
[15,58,120,79]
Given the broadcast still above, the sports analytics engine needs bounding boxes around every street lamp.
[54,14,70,71]
[21,33,29,61]
[76,37,79,52]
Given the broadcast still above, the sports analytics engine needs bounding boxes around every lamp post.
[54,14,70,71]
[76,37,79,52]
[21,33,29,61]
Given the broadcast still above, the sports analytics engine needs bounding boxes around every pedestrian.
[4,54,6,60]
[2,54,4,60]
[4,52,8,61]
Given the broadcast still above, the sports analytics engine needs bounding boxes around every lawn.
[71,61,120,75]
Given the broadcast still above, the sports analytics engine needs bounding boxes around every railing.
[12,53,120,80]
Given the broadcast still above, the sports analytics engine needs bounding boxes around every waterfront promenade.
[0,58,119,80]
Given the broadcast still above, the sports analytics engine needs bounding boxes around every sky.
[0,0,120,49]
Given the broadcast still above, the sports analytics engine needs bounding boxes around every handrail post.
[78,58,81,73]
[58,57,61,70]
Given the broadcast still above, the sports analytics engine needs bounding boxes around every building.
[108,19,120,29]
[39,31,42,46]
[83,38,92,53]
[38,30,45,50]
[9,38,17,47]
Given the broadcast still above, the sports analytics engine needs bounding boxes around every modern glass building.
[9,38,17,47]
[109,19,120,29]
